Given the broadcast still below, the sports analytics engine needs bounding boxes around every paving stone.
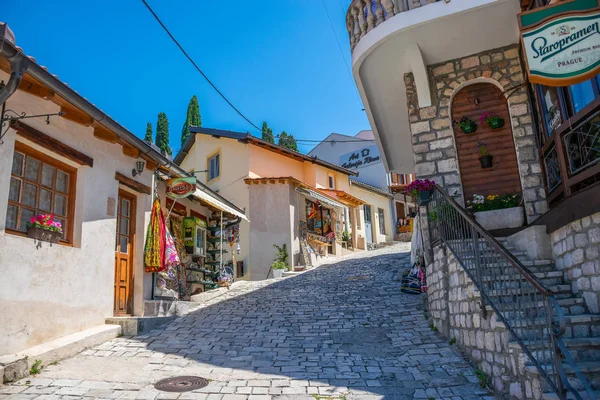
[2,245,490,400]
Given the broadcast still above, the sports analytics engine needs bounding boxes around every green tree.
[144,122,153,143]
[155,112,172,155]
[261,121,274,144]
[181,95,201,146]
[278,131,298,152]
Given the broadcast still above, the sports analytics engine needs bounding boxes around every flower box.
[460,121,477,134]
[488,118,504,129]
[418,190,433,205]
[26,226,62,244]
[474,206,524,231]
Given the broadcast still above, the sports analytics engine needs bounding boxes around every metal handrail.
[427,185,596,400]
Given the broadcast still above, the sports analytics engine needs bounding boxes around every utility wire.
[140,0,261,132]
[320,0,364,107]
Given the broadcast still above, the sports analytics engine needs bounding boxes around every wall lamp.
[132,160,146,177]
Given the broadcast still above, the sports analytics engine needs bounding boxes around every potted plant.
[477,141,493,169]
[271,261,287,278]
[467,193,524,230]
[26,214,63,244]
[480,112,504,129]
[405,179,436,205]
[453,116,477,134]
[271,243,289,278]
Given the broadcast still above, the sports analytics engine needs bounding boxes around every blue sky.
[3,1,369,154]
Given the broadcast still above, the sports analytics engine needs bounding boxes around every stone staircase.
[482,237,600,399]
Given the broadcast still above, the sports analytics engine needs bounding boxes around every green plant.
[449,337,456,345]
[453,116,476,130]
[480,112,502,126]
[467,193,521,212]
[428,210,438,222]
[271,260,287,270]
[428,397,435,400]
[342,230,351,243]
[476,141,489,157]
[30,360,43,375]
[273,244,289,265]
[474,368,490,388]
[429,322,438,332]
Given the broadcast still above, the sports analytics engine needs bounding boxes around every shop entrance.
[451,83,522,201]
[364,204,373,243]
[114,190,136,315]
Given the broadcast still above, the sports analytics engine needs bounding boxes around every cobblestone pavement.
[2,243,494,400]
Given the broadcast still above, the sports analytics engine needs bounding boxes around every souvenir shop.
[145,175,247,301]
[296,187,347,258]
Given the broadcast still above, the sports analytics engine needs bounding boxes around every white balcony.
[347,0,522,173]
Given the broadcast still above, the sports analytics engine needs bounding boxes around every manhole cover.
[154,376,209,392]
[347,275,369,281]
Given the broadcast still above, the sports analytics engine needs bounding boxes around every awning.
[295,187,347,210]
[192,188,249,222]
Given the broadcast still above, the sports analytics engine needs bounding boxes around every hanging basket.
[488,118,504,129]
[26,226,61,244]
[479,155,493,169]
[418,190,433,205]
[461,122,477,134]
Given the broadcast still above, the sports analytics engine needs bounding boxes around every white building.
[308,130,415,233]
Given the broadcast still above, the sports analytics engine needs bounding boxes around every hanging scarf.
[144,198,167,272]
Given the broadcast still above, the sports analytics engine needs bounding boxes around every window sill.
[4,228,73,247]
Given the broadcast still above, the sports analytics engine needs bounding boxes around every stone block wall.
[427,246,543,399]
[405,44,547,221]
[551,212,600,313]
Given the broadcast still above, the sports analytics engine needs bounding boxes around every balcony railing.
[346,0,441,51]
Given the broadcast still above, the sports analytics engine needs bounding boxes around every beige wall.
[249,146,304,179]
[0,84,155,355]
[350,185,393,244]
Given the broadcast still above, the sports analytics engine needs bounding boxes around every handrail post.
[547,299,566,399]
[471,225,487,318]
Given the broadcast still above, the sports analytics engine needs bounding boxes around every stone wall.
[427,245,543,399]
[405,44,547,221]
[551,212,600,313]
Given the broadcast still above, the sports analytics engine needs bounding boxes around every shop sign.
[339,145,381,169]
[520,7,600,86]
[166,177,196,198]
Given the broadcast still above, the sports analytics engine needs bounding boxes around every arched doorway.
[451,83,522,201]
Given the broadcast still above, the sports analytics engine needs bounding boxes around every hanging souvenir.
[144,198,167,273]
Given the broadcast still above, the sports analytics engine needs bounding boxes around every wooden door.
[452,83,522,201]
[114,190,136,315]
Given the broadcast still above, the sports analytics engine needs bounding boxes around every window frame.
[6,141,77,245]
[207,152,220,181]
[328,174,336,190]
[535,77,600,142]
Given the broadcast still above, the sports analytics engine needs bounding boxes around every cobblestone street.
[2,244,494,400]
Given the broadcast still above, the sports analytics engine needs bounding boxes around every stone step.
[524,360,600,391]
[486,284,572,299]
[508,315,600,340]
[542,389,600,400]
[486,297,587,317]
[510,337,600,364]
[481,271,564,287]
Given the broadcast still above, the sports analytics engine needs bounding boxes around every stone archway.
[451,82,522,201]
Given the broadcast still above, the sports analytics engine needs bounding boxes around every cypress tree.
[261,121,274,144]
[278,131,298,152]
[181,95,201,146]
[144,122,153,143]
[155,112,172,155]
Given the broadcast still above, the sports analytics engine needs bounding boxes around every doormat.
[154,376,209,392]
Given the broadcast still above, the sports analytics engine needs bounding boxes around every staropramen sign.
[520,6,600,86]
